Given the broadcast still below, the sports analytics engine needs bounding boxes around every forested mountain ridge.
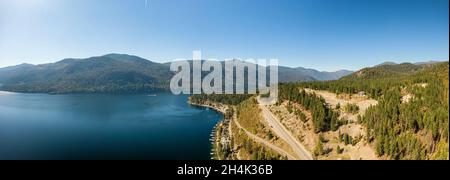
[0,54,173,94]
[292,62,449,160]
[0,54,352,93]
[343,61,445,80]
[375,61,444,67]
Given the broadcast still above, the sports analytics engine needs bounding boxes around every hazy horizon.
[1,0,449,71]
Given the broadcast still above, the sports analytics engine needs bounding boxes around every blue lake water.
[0,92,222,160]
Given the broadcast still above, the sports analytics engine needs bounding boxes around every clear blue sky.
[0,0,448,71]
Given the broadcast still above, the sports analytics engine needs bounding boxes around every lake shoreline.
[188,98,230,160]
[188,99,227,114]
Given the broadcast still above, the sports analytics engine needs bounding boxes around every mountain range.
[375,61,445,67]
[0,54,446,94]
[0,53,351,93]
[344,61,447,80]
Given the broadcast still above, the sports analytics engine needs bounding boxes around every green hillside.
[342,63,427,80]
[0,54,173,94]
[290,62,449,160]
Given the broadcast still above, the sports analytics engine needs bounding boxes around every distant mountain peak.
[376,61,398,67]
[375,60,446,67]
[103,53,142,59]
[0,63,35,70]
[278,66,353,81]
[101,53,157,64]
[414,61,446,66]
[17,63,35,67]
[102,53,136,58]
[56,58,80,64]
[334,69,353,73]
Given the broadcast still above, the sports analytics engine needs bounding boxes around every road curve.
[258,98,314,160]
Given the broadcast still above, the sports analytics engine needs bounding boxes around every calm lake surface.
[0,92,222,160]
